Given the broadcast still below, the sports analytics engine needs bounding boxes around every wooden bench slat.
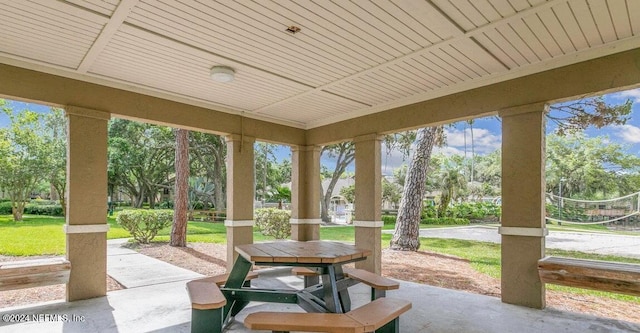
[538,256,640,296]
[186,280,227,310]
[0,258,71,291]
[343,268,399,290]
[291,267,399,290]
[291,267,319,276]
[346,298,412,332]
[244,312,364,333]
[244,298,411,333]
[193,271,258,286]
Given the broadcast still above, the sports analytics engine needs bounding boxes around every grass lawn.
[1,215,638,303]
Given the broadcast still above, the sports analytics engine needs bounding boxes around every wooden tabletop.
[236,241,371,264]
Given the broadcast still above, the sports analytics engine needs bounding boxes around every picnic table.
[229,241,370,313]
[187,241,412,333]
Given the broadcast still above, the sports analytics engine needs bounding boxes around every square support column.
[290,145,321,241]
[499,103,547,309]
[353,134,382,274]
[65,106,110,301]
[225,134,255,270]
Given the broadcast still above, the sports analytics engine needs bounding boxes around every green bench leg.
[375,317,400,333]
[371,287,386,301]
[191,308,223,333]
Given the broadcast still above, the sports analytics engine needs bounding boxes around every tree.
[390,126,441,250]
[171,128,189,247]
[391,96,632,251]
[546,133,640,199]
[189,132,226,210]
[43,108,67,215]
[320,142,355,222]
[108,119,174,208]
[436,167,467,217]
[0,101,51,221]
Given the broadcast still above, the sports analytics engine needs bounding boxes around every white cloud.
[613,124,640,143]
[443,127,501,154]
[610,88,640,103]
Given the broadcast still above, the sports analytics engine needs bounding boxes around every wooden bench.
[186,272,258,333]
[0,257,71,291]
[538,256,640,296]
[292,267,399,300]
[186,278,227,333]
[244,297,412,333]
[188,210,226,222]
[193,271,259,286]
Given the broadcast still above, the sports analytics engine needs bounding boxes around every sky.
[3,88,640,174]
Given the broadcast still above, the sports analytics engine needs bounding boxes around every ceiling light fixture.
[210,66,235,83]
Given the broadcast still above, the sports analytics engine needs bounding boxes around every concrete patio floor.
[1,266,639,333]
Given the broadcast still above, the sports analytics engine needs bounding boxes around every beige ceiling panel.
[552,2,590,51]
[213,0,365,75]
[63,0,120,16]
[431,0,477,31]
[586,0,618,43]
[472,0,503,22]
[390,0,461,40]
[261,1,391,65]
[321,1,418,53]
[629,0,640,35]
[479,29,529,67]
[522,14,564,57]
[608,0,633,39]
[569,0,604,47]
[126,0,337,86]
[507,19,550,61]
[0,1,103,68]
[449,38,509,74]
[89,28,309,111]
[494,24,539,64]
[257,91,366,124]
[508,0,537,11]
[370,0,439,45]
[487,0,517,17]
[537,7,576,54]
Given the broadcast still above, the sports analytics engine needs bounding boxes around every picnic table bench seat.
[0,257,71,291]
[538,256,640,296]
[186,272,259,333]
[244,297,412,333]
[292,266,399,299]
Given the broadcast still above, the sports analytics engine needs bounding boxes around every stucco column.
[499,103,547,309]
[225,134,255,270]
[290,145,321,241]
[353,134,382,273]
[65,106,110,301]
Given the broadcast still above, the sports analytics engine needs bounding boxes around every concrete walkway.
[1,239,639,332]
[107,239,202,288]
[409,225,640,258]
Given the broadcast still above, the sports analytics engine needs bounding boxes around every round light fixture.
[210,66,235,83]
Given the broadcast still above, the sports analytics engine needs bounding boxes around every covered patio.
[1,0,640,330]
[1,265,637,332]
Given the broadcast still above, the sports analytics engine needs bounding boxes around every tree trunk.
[390,127,439,251]
[171,128,189,247]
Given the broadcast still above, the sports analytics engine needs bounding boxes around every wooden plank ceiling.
[1,0,639,129]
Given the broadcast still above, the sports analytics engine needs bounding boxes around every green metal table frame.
[203,254,365,332]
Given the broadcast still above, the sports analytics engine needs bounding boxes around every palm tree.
[437,167,466,217]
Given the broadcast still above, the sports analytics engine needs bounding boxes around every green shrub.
[0,201,14,215]
[29,199,59,206]
[421,217,469,225]
[24,204,63,216]
[116,209,173,243]
[254,208,291,239]
[382,215,397,225]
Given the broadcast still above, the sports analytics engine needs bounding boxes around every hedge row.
[0,201,64,216]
